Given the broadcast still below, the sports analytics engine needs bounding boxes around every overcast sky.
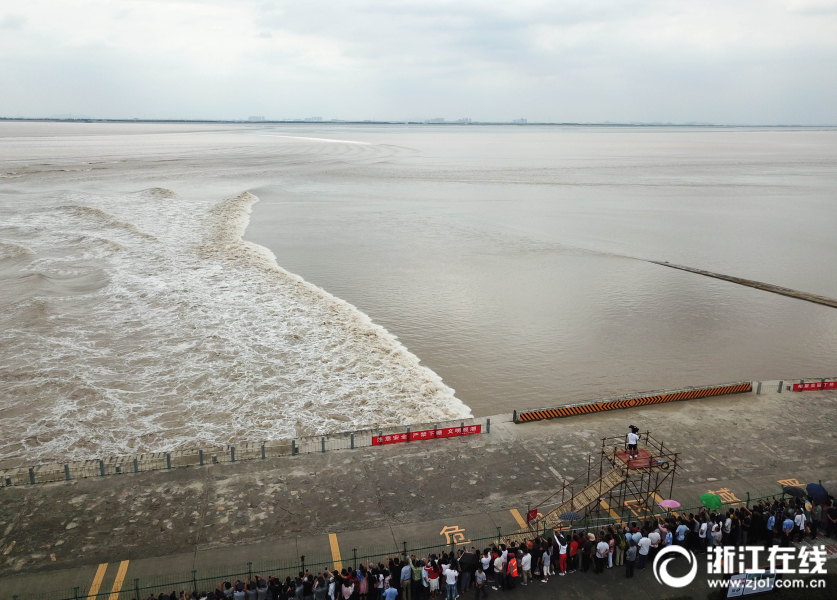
[1,0,836,124]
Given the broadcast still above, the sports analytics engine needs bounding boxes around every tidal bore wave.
[0,188,470,467]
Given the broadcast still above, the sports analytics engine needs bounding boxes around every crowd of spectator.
[144,494,836,600]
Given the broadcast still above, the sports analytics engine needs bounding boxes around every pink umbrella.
[659,499,681,509]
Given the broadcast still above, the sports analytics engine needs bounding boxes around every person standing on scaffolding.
[627,426,640,458]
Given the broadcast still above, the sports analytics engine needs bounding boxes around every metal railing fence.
[0,418,496,487]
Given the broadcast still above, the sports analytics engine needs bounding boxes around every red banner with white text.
[792,381,837,392]
[372,424,482,446]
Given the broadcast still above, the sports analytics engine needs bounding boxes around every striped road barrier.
[514,381,752,423]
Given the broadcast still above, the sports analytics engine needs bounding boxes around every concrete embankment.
[1,385,835,599]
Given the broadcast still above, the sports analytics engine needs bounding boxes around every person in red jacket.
[569,535,579,573]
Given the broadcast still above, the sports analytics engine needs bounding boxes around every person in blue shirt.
[781,517,794,547]
[675,521,689,545]
[766,514,776,545]
[400,561,413,600]
[383,584,399,600]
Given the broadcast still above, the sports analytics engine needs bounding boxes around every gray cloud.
[0,14,26,29]
[0,1,835,123]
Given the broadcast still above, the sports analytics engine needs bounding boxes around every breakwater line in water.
[648,261,837,309]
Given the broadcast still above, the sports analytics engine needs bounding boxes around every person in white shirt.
[594,539,609,574]
[520,550,532,585]
[699,519,708,554]
[637,536,651,570]
[627,428,640,458]
[648,530,661,561]
[556,535,568,576]
[442,567,458,600]
[794,509,807,543]
[492,554,505,591]
[712,524,723,547]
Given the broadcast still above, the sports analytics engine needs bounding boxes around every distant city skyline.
[1,1,836,125]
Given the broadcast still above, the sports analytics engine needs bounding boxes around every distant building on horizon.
[512,118,527,124]
[50,113,91,120]
[426,118,445,124]
[456,118,472,124]
[248,116,265,122]
[304,117,323,122]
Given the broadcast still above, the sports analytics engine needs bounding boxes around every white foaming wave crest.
[0,240,35,258]
[261,134,373,145]
[0,188,470,466]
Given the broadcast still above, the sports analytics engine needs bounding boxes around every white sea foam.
[0,186,470,466]
[261,135,373,145]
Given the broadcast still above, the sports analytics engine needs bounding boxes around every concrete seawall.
[2,377,833,488]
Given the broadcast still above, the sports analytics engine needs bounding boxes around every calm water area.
[246,126,837,415]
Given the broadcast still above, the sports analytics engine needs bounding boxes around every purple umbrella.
[659,499,681,509]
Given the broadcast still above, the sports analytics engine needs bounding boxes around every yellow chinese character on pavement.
[708,488,742,505]
[777,478,801,487]
[439,525,471,546]
[624,499,652,517]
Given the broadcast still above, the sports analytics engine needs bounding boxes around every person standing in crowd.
[473,567,486,600]
[582,533,594,573]
[519,548,531,585]
[539,543,551,583]
[827,501,837,538]
[442,563,458,600]
[648,525,661,561]
[555,534,567,576]
[712,523,723,547]
[741,508,751,546]
[492,549,505,591]
[568,535,578,573]
[398,560,412,600]
[675,519,689,547]
[794,508,807,543]
[723,511,733,546]
[765,511,776,546]
[637,533,651,570]
[459,546,479,594]
[480,551,492,585]
[781,514,794,546]
[505,551,518,590]
[624,540,637,579]
[614,529,625,567]
[425,560,440,599]
[382,582,397,600]
[594,536,609,574]
[698,517,708,553]
[408,556,423,600]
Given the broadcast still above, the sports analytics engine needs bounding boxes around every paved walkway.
[1,387,835,600]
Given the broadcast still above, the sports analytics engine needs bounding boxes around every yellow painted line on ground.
[510,509,528,529]
[107,561,130,600]
[87,563,108,600]
[598,499,623,525]
[328,533,343,571]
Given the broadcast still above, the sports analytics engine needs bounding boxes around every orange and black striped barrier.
[513,381,752,423]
